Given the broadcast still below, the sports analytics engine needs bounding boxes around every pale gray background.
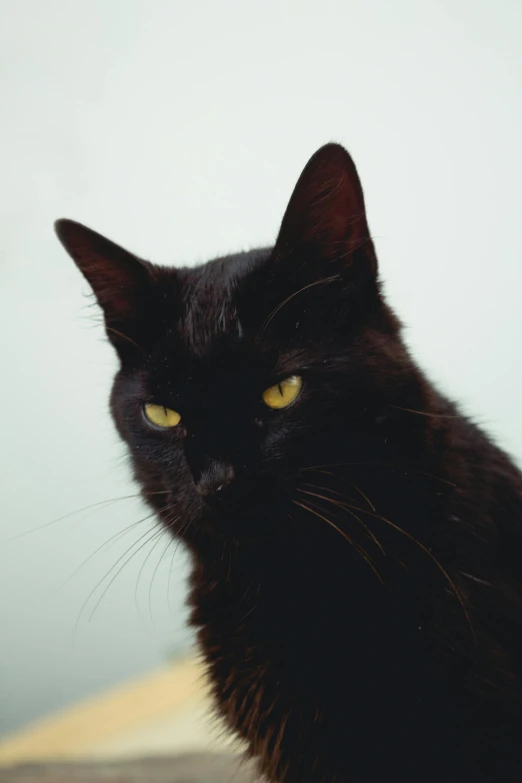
[1,0,521,737]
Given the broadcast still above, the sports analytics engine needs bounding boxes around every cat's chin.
[196,494,291,541]
[183,474,294,540]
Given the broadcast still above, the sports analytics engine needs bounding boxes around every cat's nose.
[196,461,236,508]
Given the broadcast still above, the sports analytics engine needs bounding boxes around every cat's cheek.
[173,423,187,440]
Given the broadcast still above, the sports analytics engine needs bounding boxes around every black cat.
[56,143,522,782]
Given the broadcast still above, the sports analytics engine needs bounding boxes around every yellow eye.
[144,403,181,428]
[262,375,303,410]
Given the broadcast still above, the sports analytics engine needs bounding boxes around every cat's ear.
[273,143,377,279]
[55,219,155,357]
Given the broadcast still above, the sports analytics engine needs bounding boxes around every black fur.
[55,143,522,782]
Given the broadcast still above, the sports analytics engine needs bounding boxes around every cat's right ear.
[54,219,154,358]
[273,143,377,283]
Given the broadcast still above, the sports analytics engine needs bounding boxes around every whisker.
[72,519,165,642]
[59,511,158,589]
[149,523,178,627]
[87,526,165,625]
[171,517,193,559]
[304,498,386,587]
[302,481,360,508]
[460,571,492,587]
[256,276,341,340]
[389,405,461,420]
[341,501,475,641]
[306,470,377,511]
[167,548,177,620]
[297,488,386,556]
[105,327,150,358]
[134,527,170,625]
[227,545,233,582]
[237,582,260,625]
[162,513,191,618]
[297,485,472,636]
[3,493,156,544]
[301,462,456,488]
[293,500,386,587]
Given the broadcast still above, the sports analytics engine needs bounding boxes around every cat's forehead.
[175,248,270,357]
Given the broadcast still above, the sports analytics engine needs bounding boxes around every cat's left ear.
[273,143,377,281]
[55,219,155,358]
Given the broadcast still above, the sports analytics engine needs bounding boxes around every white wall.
[1,0,521,735]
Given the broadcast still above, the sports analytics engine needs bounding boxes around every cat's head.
[56,144,415,545]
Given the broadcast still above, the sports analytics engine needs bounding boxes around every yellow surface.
[263,375,302,409]
[144,403,181,427]
[0,657,214,765]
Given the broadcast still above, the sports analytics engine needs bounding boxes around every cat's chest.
[192,566,458,782]
[190,550,424,700]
